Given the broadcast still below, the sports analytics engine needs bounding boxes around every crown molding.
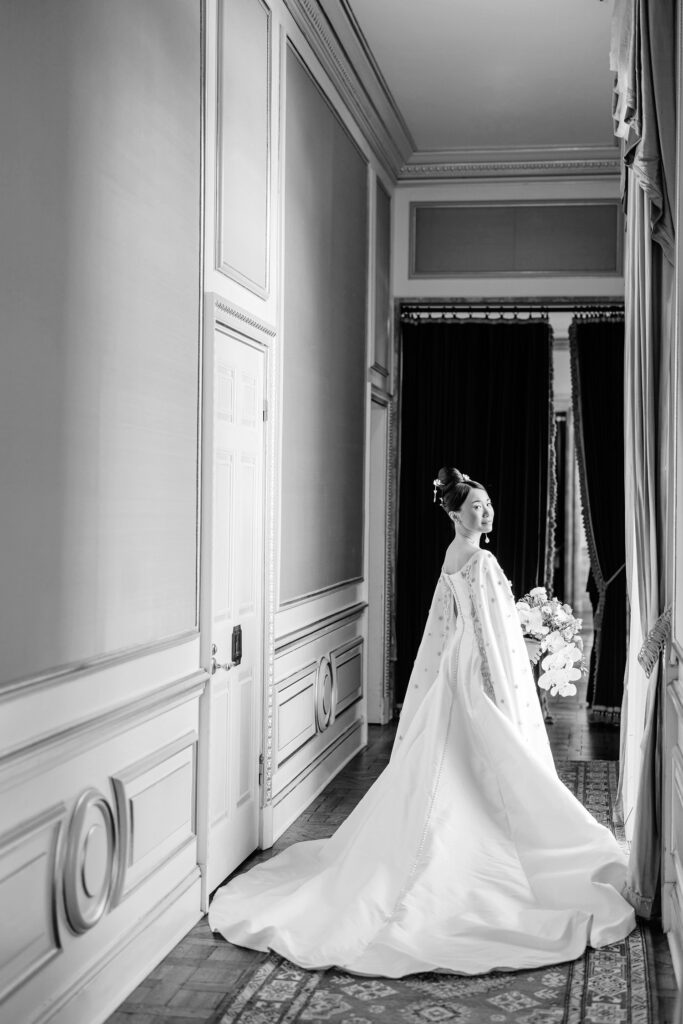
[400,144,621,181]
[282,0,412,177]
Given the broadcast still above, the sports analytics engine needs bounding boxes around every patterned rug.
[210,762,658,1024]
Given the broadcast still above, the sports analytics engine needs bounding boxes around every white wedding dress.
[208,549,635,976]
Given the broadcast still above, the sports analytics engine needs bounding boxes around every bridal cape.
[208,549,635,976]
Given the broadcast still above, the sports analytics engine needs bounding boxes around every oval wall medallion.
[63,788,117,934]
[315,655,336,732]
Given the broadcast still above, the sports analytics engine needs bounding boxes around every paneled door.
[198,320,266,907]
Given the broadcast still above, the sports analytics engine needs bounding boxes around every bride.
[208,466,636,976]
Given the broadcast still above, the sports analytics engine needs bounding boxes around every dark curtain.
[569,316,626,714]
[396,317,553,704]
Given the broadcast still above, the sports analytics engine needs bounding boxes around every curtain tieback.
[603,563,625,587]
[638,606,672,678]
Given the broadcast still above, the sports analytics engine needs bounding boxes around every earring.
[484,535,490,545]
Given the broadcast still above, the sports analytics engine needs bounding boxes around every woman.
[208,467,635,976]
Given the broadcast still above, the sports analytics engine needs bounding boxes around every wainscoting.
[0,643,205,1024]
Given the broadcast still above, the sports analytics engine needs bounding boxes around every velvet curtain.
[569,317,627,716]
[610,0,676,917]
[395,316,554,704]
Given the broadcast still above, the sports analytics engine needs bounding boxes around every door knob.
[211,657,234,674]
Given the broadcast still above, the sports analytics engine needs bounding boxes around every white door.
[198,322,265,907]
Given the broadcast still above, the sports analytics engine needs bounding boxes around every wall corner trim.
[282,0,410,178]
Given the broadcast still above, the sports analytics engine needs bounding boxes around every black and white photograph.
[1,1,681,1022]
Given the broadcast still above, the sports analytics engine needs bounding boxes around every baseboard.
[40,872,202,1024]
[270,721,364,840]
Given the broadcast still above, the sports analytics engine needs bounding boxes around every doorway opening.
[392,300,623,716]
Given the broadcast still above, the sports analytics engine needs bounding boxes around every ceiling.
[345,0,617,162]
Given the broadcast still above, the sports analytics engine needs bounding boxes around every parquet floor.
[107,691,679,1024]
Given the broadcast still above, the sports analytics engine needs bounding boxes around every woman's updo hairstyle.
[432,466,485,515]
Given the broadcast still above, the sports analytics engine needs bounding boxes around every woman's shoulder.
[442,546,497,577]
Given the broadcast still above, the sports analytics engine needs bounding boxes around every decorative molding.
[282,0,410,177]
[275,601,367,655]
[0,629,200,701]
[215,0,272,297]
[0,671,207,792]
[399,158,621,181]
[213,296,277,340]
[408,198,623,279]
[314,655,335,732]
[337,0,414,150]
[263,290,280,807]
[111,732,197,906]
[330,636,363,716]
[42,867,200,1024]
[383,395,396,708]
[272,718,362,804]
[0,804,66,1001]
[63,788,118,934]
[274,662,317,766]
[278,575,365,610]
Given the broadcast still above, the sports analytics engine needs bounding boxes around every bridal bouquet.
[515,587,584,697]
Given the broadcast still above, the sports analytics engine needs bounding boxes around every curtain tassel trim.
[622,883,655,919]
[637,606,672,678]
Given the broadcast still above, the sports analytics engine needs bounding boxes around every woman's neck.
[456,532,483,548]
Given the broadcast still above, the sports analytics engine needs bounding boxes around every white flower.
[528,586,547,600]
[543,629,566,653]
[541,643,582,672]
[517,601,546,636]
[538,666,580,696]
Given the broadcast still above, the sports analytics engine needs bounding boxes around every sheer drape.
[569,317,627,716]
[395,317,553,704]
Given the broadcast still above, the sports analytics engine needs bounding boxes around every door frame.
[196,294,276,907]
[367,388,395,723]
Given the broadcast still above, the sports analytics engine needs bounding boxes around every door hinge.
[262,399,268,422]
[258,753,264,786]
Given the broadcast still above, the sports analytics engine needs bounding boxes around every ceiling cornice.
[280,3,621,186]
[400,144,621,182]
[283,0,413,178]
[400,159,620,181]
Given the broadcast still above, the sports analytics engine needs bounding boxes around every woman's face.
[456,488,494,536]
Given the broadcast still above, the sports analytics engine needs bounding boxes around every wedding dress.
[208,549,635,976]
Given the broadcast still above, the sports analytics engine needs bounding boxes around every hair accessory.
[432,478,442,503]
[461,473,470,482]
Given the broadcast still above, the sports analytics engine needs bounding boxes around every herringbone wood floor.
[107,691,678,1024]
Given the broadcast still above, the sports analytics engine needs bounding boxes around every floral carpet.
[211,762,657,1024]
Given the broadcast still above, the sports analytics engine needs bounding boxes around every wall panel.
[373,181,392,375]
[279,45,368,606]
[0,806,64,1002]
[216,0,271,294]
[0,0,202,686]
